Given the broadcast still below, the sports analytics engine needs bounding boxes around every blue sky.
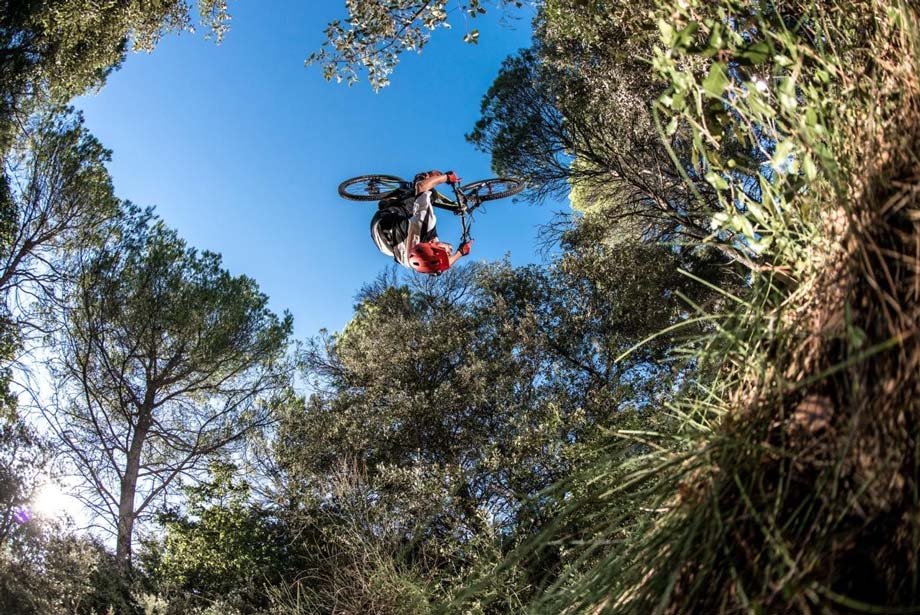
[73,1,561,338]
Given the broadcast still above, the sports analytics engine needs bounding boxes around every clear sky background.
[73,1,561,339]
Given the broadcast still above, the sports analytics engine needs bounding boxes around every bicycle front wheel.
[338,175,407,201]
[460,178,525,203]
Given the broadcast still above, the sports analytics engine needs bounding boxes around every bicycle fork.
[449,181,473,246]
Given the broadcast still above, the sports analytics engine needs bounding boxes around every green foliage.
[0,109,118,291]
[265,462,442,615]
[650,0,843,260]
[48,204,293,570]
[266,249,724,610]
[520,0,920,612]
[468,0,767,268]
[0,0,230,145]
[308,0,523,90]
[291,257,693,492]
[0,418,48,550]
[0,108,118,417]
[144,462,294,614]
[0,519,136,615]
[466,48,574,201]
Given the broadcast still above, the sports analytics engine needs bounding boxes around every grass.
[506,0,920,612]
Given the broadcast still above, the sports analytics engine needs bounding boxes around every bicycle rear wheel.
[460,178,525,203]
[338,174,407,201]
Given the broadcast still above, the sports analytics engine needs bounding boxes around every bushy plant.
[519,0,920,612]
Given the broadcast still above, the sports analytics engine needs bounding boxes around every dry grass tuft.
[663,3,920,608]
[552,2,920,612]
[498,3,920,613]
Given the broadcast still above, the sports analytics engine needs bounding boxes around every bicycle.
[337,173,525,245]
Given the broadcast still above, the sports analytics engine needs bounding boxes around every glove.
[459,240,473,256]
[445,171,460,184]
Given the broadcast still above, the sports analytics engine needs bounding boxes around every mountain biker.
[370,170,473,274]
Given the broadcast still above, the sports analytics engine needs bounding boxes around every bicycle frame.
[419,181,480,244]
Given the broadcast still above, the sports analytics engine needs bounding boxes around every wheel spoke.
[338,174,406,201]
[460,178,524,202]
[365,179,398,196]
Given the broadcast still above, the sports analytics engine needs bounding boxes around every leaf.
[739,41,770,64]
[463,29,480,44]
[674,22,699,49]
[665,116,679,136]
[778,77,797,112]
[671,92,687,111]
[803,154,818,181]
[703,63,729,98]
[705,171,729,190]
[733,213,756,239]
[745,201,768,225]
[658,20,675,46]
[710,211,729,230]
[703,24,724,57]
[805,108,818,127]
[774,54,793,67]
[771,139,795,171]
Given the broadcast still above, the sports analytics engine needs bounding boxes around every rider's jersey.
[371,191,438,267]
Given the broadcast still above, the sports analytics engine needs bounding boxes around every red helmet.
[408,242,451,274]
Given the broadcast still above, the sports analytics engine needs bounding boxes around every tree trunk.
[115,411,150,574]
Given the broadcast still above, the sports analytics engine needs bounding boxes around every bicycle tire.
[338,174,407,201]
[460,178,525,203]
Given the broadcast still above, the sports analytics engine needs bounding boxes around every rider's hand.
[445,171,460,184]
[459,240,473,256]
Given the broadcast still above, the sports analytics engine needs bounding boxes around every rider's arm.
[403,220,422,257]
[402,191,434,256]
[447,240,472,267]
[448,250,464,267]
[415,172,449,195]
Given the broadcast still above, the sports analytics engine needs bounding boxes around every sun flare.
[32,480,81,520]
